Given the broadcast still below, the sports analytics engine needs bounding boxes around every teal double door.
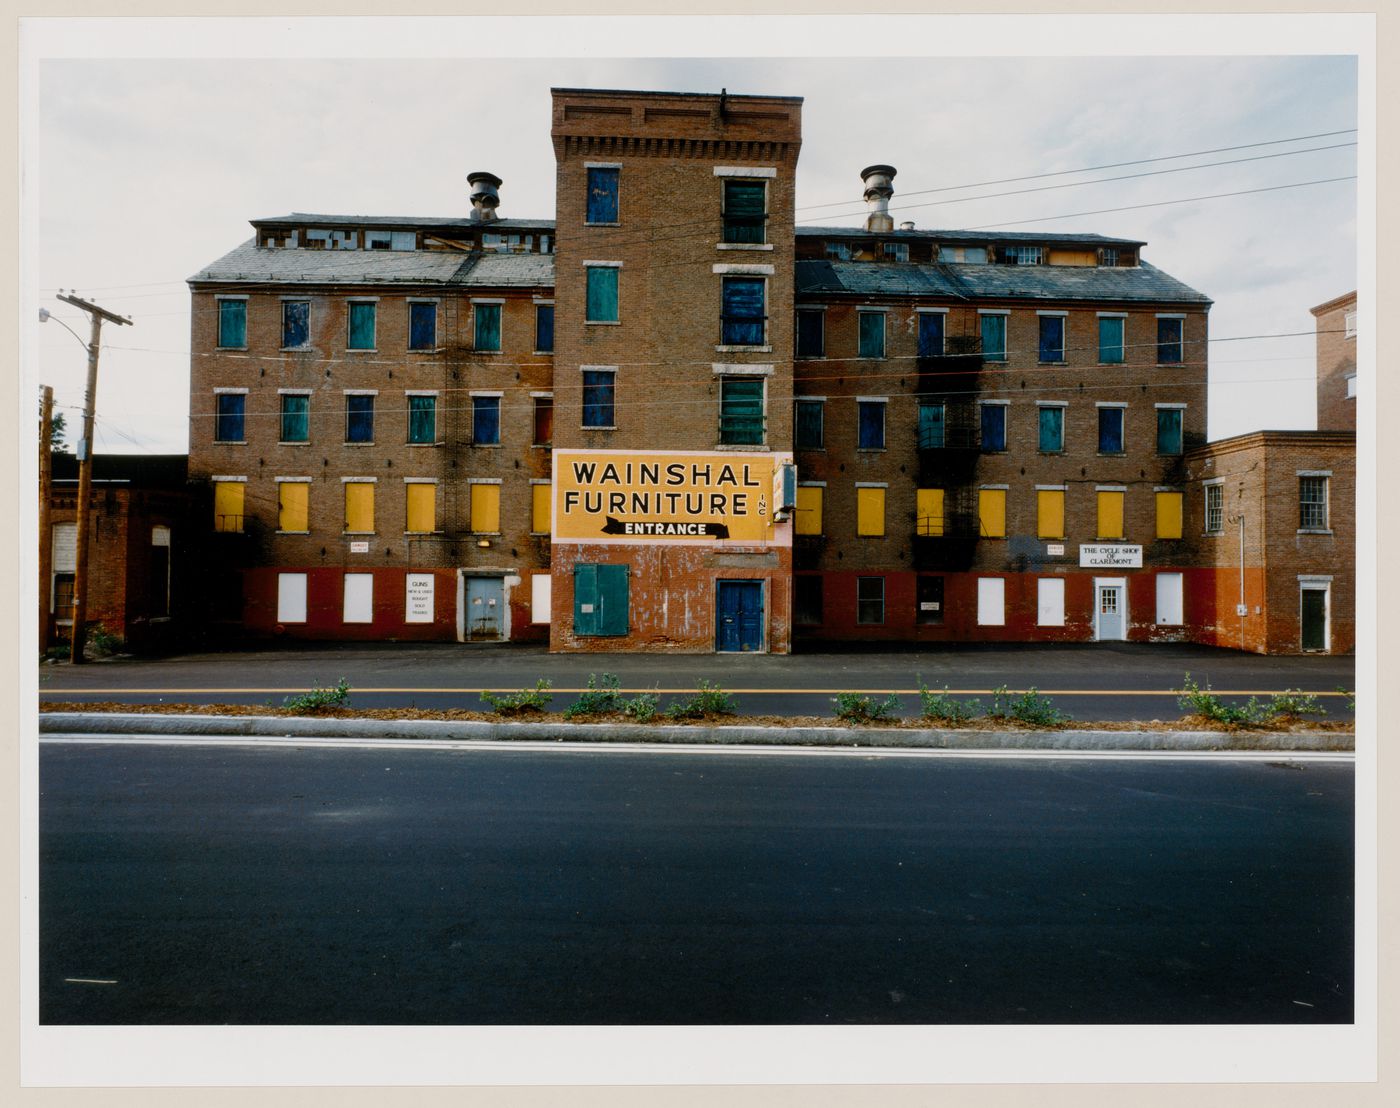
[716,580,764,653]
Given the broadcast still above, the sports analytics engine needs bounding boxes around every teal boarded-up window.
[586,267,619,323]
[474,303,502,351]
[217,300,246,348]
[348,302,376,350]
[574,563,629,636]
[408,395,436,444]
[858,311,885,359]
[720,377,765,445]
[980,313,1007,361]
[723,180,766,244]
[917,401,945,449]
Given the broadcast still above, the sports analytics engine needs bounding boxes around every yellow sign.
[553,450,793,545]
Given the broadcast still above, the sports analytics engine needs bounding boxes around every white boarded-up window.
[977,577,1005,626]
[52,523,77,573]
[1156,572,1184,626]
[531,573,552,625]
[1037,578,1065,626]
[343,573,374,624]
[405,573,434,624]
[277,573,308,623]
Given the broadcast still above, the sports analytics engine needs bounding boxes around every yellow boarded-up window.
[1097,491,1125,539]
[979,488,1006,538]
[795,486,823,536]
[278,482,308,533]
[916,488,944,536]
[345,482,374,533]
[406,483,435,533]
[532,484,551,534]
[1037,489,1064,539]
[214,481,244,533]
[1156,491,1183,539]
[856,486,885,537]
[471,483,501,534]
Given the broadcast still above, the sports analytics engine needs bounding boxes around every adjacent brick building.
[185,85,1347,655]
[43,454,197,653]
[1312,290,1357,432]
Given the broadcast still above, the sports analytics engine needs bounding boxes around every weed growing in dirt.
[916,679,982,725]
[564,673,623,719]
[283,679,351,714]
[665,680,738,720]
[831,691,901,723]
[986,685,1070,728]
[1265,689,1327,719]
[480,679,553,716]
[1176,674,1267,727]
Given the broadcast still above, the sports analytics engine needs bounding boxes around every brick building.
[1182,430,1354,654]
[1312,290,1356,432]
[187,85,1250,652]
[43,454,197,653]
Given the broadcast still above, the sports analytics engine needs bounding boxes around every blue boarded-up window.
[917,313,945,358]
[980,313,1007,361]
[917,401,944,449]
[409,302,437,351]
[472,395,501,445]
[586,268,619,323]
[858,400,885,450]
[574,563,629,636]
[720,377,765,445]
[535,304,554,352]
[1038,315,1065,362]
[1098,407,1125,454]
[796,309,824,358]
[215,393,244,442]
[794,399,824,449]
[347,302,376,350]
[1099,316,1125,364]
[474,303,501,351]
[1156,408,1183,455]
[345,394,374,443]
[582,370,615,428]
[586,167,619,225]
[1038,406,1064,453]
[723,180,766,244]
[1157,317,1183,364]
[280,394,309,443]
[721,277,766,346]
[217,300,246,348]
[858,311,885,359]
[408,395,436,444]
[282,301,309,349]
[981,404,1006,452]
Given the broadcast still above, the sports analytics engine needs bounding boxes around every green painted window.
[1156,407,1183,455]
[1099,316,1125,363]
[723,180,766,244]
[1038,406,1064,453]
[217,300,246,348]
[408,395,436,444]
[586,268,619,323]
[980,314,1007,361]
[720,378,764,445]
[474,303,502,351]
[347,302,376,350]
[858,311,885,358]
[280,394,309,443]
[574,563,628,636]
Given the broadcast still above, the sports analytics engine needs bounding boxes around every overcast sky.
[28,25,1359,456]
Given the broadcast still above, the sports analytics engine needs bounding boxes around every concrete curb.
[38,712,1355,752]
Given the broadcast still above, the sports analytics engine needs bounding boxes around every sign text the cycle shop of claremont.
[552,450,794,545]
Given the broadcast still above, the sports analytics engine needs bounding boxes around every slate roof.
[794,259,1211,305]
[251,213,556,231]
[796,226,1147,247]
[189,239,555,288]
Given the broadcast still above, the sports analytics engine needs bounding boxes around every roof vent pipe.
[899,221,915,231]
[468,172,503,222]
[861,164,897,232]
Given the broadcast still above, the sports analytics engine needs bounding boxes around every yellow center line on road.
[41,687,1352,697]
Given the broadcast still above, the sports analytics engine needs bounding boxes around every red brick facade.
[1312,291,1356,432]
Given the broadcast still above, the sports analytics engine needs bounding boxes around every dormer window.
[825,241,851,261]
[882,242,909,262]
[1000,245,1042,266]
[1100,247,1120,267]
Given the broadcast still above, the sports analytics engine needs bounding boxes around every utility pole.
[52,292,131,663]
[38,386,53,656]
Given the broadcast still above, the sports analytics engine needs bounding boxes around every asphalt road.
[40,740,1354,1024]
[38,640,1356,722]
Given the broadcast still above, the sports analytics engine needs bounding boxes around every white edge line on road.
[38,735,1356,763]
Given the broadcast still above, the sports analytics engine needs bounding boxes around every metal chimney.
[861,165,897,232]
[468,172,503,222]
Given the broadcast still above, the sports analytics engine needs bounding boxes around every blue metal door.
[466,576,504,641]
[716,581,764,652]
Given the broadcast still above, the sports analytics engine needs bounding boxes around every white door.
[1095,579,1127,641]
